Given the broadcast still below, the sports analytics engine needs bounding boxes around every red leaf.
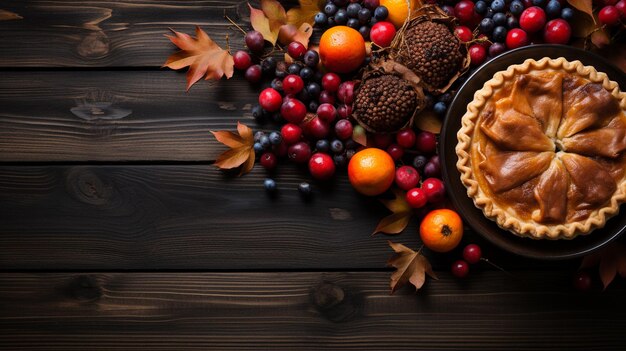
[373,188,413,235]
[387,241,437,294]
[211,122,255,175]
[164,27,234,90]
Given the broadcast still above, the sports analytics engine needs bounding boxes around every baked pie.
[456,57,626,239]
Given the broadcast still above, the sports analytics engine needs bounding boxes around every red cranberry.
[422,178,446,203]
[370,21,397,47]
[396,128,416,148]
[287,142,311,163]
[281,123,302,145]
[599,5,621,25]
[406,188,428,208]
[309,153,336,180]
[337,81,356,104]
[334,119,354,140]
[469,44,487,66]
[258,88,282,112]
[451,260,470,278]
[321,73,342,92]
[317,103,337,123]
[283,74,304,95]
[573,271,593,291]
[233,50,252,70]
[337,104,352,119]
[395,165,420,190]
[273,140,288,157]
[415,131,437,154]
[386,144,404,161]
[519,7,547,33]
[616,0,626,17]
[506,28,529,49]
[463,244,482,264]
[373,133,394,149]
[260,152,278,170]
[304,117,330,139]
[454,26,473,43]
[287,41,307,60]
[454,0,475,23]
[281,98,307,124]
[319,90,336,105]
[544,19,571,44]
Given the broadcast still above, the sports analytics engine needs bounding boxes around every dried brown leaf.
[249,0,292,45]
[590,29,610,49]
[566,0,595,22]
[414,110,442,134]
[164,27,234,90]
[0,9,22,20]
[373,188,412,235]
[278,23,313,47]
[581,242,626,290]
[211,122,255,175]
[387,241,437,294]
[286,0,324,27]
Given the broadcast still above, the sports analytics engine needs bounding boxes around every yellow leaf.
[164,27,234,90]
[210,122,256,176]
[249,4,277,45]
[248,0,289,45]
[286,0,325,27]
[278,23,313,47]
[373,188,413,235]
[387,241,437,294]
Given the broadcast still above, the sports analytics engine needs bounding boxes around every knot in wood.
[310,281,360,323]
[77,31,110,58]
[70,275,102,301]
[65,168,112,205]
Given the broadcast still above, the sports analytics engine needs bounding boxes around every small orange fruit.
[319,26,366,74]
[380,0,418,28]
[348,148,396,196]
[419,209,464,253]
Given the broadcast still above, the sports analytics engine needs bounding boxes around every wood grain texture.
[0,0,263,67]
[0,70,264,161]
[1,271,625,350]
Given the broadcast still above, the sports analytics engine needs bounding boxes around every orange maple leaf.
[249,0,313,47]
[387,241,438,294]
[164,26,234,90]
[581,242,626,290]
[286,0,325,27]
[210,122,255,176]
[373,188,413,235]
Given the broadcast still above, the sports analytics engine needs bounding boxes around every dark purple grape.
[245,31,264,53]
[245,64,262,83]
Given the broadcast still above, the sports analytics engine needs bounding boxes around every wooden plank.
[0,70,262,161]
[1,271,625,350]
[0,0,259,67]
[0,164,556,270]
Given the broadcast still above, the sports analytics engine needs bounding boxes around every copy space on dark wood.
[1,272,625,350]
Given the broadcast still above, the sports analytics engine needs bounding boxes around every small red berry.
[520,7,547,33]
[245,64,263,83]
[283,74,304,95]
[616,0,626,17]
[304,117,330,139]
[373,133,394,149]
[233,50,252,70]
[599,5,621,25]
[451,260,470,278]
[281,98,307,124]
[454,26,473,43]
[370,21,397,47]
[544,19,571,44]
[334,119,354,140]
[245,31,265,53]
[273,140,288,157]
[462,244,482,264]
[337,104,352,119]
[321,73,342,93]
[396,128,417,149]
[281,123,302,145]
[260,152,278,170]
[573,271,593,291]
[506,28,529,49]
[259,88,282,112]
[309,153,336,180]
[287,41,307,60]
[317,103,337,123]
[454,0,475,23]
[415,131,437,154]
[395,165,420,190]
[422,178,446,203]
[287,142,311,163]
[406,188,428,208]
[319,90,336,105]
[386,144,404,161]
[469,44,487,66]
[337,81,356,104]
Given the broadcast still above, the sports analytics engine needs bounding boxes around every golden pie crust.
[456,57,626,240]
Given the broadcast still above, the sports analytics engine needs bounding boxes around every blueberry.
[344,138,358,150]
[484,7,495,18]
[334,9,348,24]
[307,82,321,98]
[314,12,327,26]
[272,112,284,124]
[300,67,314,80]
[493,12,507,26]
[327,16,336,27]
[347,18,360,29]
[269,131,282,145]
[439,92,454,104]
[413,155,428,170]
[316,139,330,152]
[506,15,519,28]
[480,18,495,33]
[252,106,266,123]
[491,0,505,12]
[324,3,338,15]
[254,142,264,153]
[298,182,312,196]
[308,100,319,112]
[330,139,344,154]
[509,0,524,15]
[359,25,370,40]
[374,6,389,20]
[358,8,372,24]
[475,0,488,14]
[489,42,507,57]
[303,50,319,67]
[561,7,574,20]
[313,71,324,83]
[433,101,447,116]
[333,154,347,167]
[492,26,507,43]
[264,178,277,192]
[287,63,301,75]
[545,0,561,17]
[298,89,311,103]
[259,135,271,149]
[345,149,356,160]
[532,0,546,6]
[254,131,265,142]
[346,3,361,18]
[270,78,283,93]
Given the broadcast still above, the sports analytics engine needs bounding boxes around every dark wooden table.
[1,1,625,349]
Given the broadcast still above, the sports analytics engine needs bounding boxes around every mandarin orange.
[319,26,366,74]
[380,0,418,28]
[419,209,464,253]
[348,148,395,196]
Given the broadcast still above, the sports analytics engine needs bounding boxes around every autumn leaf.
[414,110,442,134]
[286,0,325,27]
[387,241,438,294]
[581,242,626,290]
[164,27,234,91]
[249,0,313,46]
[373,188,413,235]
[210,122,255,176]
[566,0,596,22]
[0,9,22,20]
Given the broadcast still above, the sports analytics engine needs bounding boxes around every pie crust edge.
[455,57,626,240]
